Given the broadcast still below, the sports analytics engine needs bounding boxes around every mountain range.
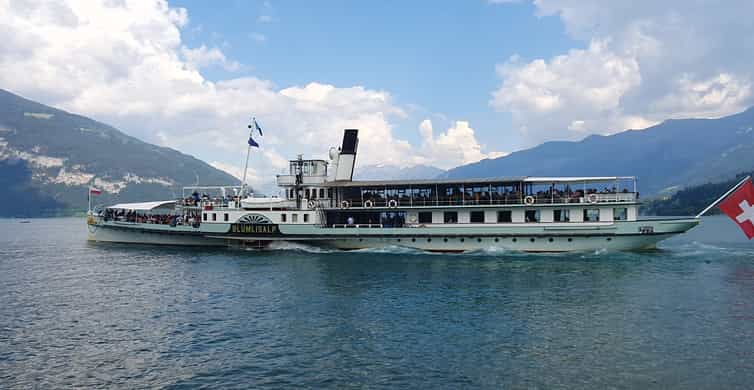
[442,108,754,195]
[3,87,754,217]
[0,89,237,217]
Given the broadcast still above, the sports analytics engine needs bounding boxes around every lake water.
[0,216,752,389]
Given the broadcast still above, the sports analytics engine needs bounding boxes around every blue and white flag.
[253,118,263,136]
[248,136,259,148]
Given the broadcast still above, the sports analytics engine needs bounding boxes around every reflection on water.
[0,215,752,389]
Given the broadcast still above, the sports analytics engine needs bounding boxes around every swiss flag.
[719,179,754,239]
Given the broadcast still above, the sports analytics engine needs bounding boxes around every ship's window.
[292,214,298,223]
[311,189,317,199]
[614,207,628,221]
[304,214,310,223]
[584,209,600,222]
[444,211,458,224]
[212,213,216,221]
[281,214,287,223]
[224,213,229,222]
[470,211,485,223]
[319,188,325,198]
[203,213,207,221]
[305,189,311,199]
[525,209,539,223]
[418,212,432,224]
[554,209,570,222]
[497,210,512,223]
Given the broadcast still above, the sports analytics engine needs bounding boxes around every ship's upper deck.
[323,176,636,188]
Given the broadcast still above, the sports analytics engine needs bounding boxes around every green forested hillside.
[0,88,238,217]
[642,173,753,216]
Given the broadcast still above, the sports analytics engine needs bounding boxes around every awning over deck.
[106,200,176,210]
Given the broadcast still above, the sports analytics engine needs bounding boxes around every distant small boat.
[19,220,31,224]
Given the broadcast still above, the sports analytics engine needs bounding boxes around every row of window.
[203,213,230,222]
[288,188,331,200]
[417,208,628,224]
[280,213,310,223]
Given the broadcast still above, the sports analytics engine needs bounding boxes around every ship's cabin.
[320,176,639,226]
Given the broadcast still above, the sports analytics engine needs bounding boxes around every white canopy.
[106,200,176,210]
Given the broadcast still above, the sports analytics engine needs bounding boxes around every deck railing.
[335,192,637,209]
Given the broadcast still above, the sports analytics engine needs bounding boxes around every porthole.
[607,237,612,241]
[567,238,573,242]
[443,238,448,242]
[494,238,499,242]
[411,238,416,242]
[397,238,401,242]
[548,237,554,242]
[359,238,363,242]
[477,238,482,243]
[427,238,432,243]
[460,238,465,242]
[530,238,535,243]
[512,238,517,242]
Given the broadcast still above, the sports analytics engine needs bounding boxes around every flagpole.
[88,187,92,216]
[695,175,751,218]
[240,117,256,197]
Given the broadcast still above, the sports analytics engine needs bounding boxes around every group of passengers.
[358,186,633,206]
[182,191,240,208]
[101,208,201,228]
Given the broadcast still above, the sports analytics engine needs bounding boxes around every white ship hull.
[87,223,226,247]
[308,233,674,252]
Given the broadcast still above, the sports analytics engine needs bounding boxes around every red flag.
[719,179,754,239]
[89,187,102,195]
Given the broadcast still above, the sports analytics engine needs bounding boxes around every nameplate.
[230,223,281,235]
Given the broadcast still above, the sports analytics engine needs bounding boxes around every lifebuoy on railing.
[587,193,598,204]
[364,200,374,208]
[341,200,350,209]
[524,196,535,205]
[388,199,398,208]
[308,200,316,209]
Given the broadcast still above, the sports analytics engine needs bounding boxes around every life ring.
[524,196,535,205]
[388,199,398,208]
[587,193,598,204]
[364,200,374,208]
[307,200,316,209]
[340,200,350,209]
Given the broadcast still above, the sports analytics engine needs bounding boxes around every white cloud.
[181,45,240,71]
[0,0,433,192]
[490,0,754,146]
[417,119,506,169]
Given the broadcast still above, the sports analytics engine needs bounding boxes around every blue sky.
[173,0,577,151]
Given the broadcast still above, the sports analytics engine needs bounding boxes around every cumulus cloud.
[0,0,429,191]
[417,119,506,169]
[490,0,754,145]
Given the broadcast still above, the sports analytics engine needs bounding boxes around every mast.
[241,117,256,197]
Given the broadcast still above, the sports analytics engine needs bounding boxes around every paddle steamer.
[87,129,700,252]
